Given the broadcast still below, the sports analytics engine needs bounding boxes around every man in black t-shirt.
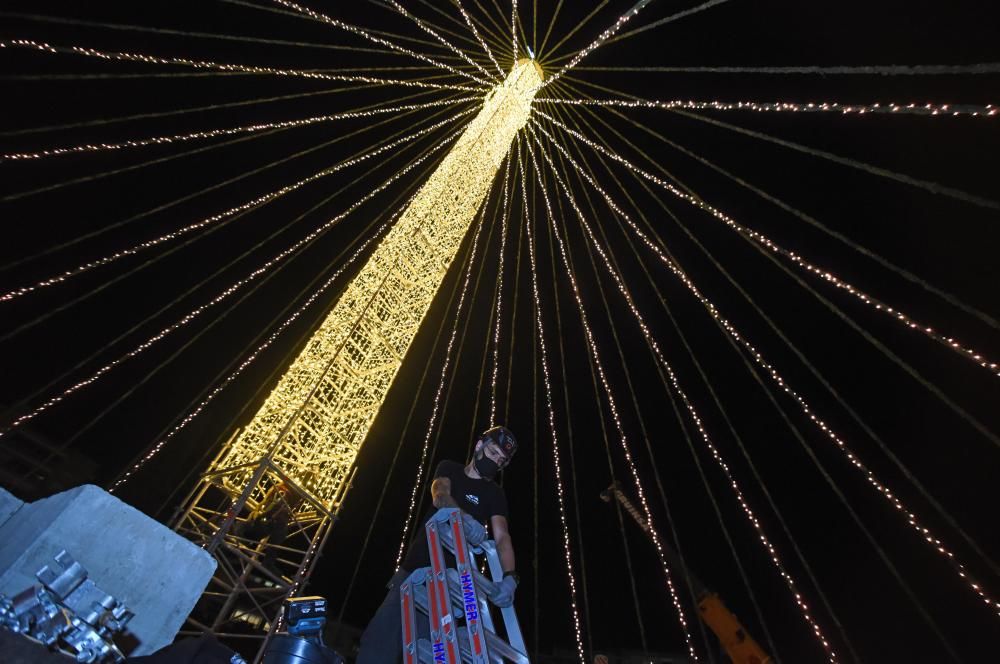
[356,426,520,664]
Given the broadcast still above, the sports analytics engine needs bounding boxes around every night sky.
[1,1,999,662]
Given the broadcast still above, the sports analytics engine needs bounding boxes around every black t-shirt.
[400,460,508,572]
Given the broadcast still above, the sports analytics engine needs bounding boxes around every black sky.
[1,1,999,662]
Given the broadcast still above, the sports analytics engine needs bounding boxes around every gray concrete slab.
[0,484,216,656]
[0,486,24,529]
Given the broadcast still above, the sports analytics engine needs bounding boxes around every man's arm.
[431,477,459,508]
[490,514,515,573]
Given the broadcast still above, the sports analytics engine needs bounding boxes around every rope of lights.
[489,155,514,424]
[530,128,839,660]
[534,110,1000,379]
[0,39,482,91]
[1,98,477,161]
[0,111,471,303]
[524,138,701,663]
[385,0,497,82]
[535,122,1000,618]
[541,0,654,89]
[539,97,999,117]
[455,0,505,76]
[517,144,587,664]
[269,0,491,86]
[2,129,462,439]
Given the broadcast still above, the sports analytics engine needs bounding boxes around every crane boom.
[600,482,771,664]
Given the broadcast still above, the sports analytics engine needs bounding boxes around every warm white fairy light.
[527,130,838,660]
[517,149,587,664]
[1,130,463,439]
[385,0,497,83]
[393,201,488,570]
[489,157,514,425]
[534,122,1000,619]
[110,194,417,491]
[535,110,1000,378]
[0,111,471,303]
[541,0,654,89]
[1,99,478,162]
[511,0,518,60]
[270,0,491,87]
[539,97,999,117]
[0,39,482,92]
[455,0,505,77]
[526,140,702,663]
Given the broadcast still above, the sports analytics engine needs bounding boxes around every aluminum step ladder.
[400,508,529,664]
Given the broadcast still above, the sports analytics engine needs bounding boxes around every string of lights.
[511,0,518,58]
[523,138,701,664]
[0,111,471,303]
[0,99,478,161]
[572,63,1000,75]
[539,97,999,117]
[385,0,497,82]
[517,145,588,664]
[489,154,514,425]
[533,130,840,660]
[392,196,489,570]
[541,0,654,89]
[534,109,1000,378]
[454,0,505,77]
[534,121,1000,619]
[269,0,491,86]
[0,39,483,92]
[1,129,463,439]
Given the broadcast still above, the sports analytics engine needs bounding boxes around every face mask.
[474,448,500,480]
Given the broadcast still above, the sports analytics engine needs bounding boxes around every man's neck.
[465,461,481,480]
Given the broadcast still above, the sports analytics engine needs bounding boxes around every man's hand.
[462,514,487,545]
[490,575,517,608]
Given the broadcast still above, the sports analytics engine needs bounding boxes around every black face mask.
[474,449,500,480]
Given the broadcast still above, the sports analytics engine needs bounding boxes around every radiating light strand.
[535,121,1000,618]
[0,111,471,303]
[455,0,506,76]
[517,144,587,664]
[0,39,482,91]
[489,154,514,425]
[270,0,491,86]
[534,109,1000,378]
[1,98,478,161]
[385,0,497,82]
[541,0,654,89]
[524,137,701,663]
[530,127,839,659]
[539,97,999,117]
[1,129,463,438]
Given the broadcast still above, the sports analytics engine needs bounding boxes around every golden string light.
[539,97,999,117]
[455,0,505,77]
[542,0,655,89]
[535,110,1000,378]
[534,122,1000,619]
[110,194,417,491]
[270,0,492,86]
[528,128,839,660]
[1,99,478,161]
[385,0,497,83]
[1,128,464,439]
[0,111,470,302]
[523,138,701,664]
[518,148,588,664]
[0,39,482,92]
[489,156,514,425]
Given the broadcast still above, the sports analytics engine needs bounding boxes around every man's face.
[480,440,511,469]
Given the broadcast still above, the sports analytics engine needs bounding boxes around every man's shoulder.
[434,459,465,477]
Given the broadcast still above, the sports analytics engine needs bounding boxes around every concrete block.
[0,484,216,656]
[0,486,24,529]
